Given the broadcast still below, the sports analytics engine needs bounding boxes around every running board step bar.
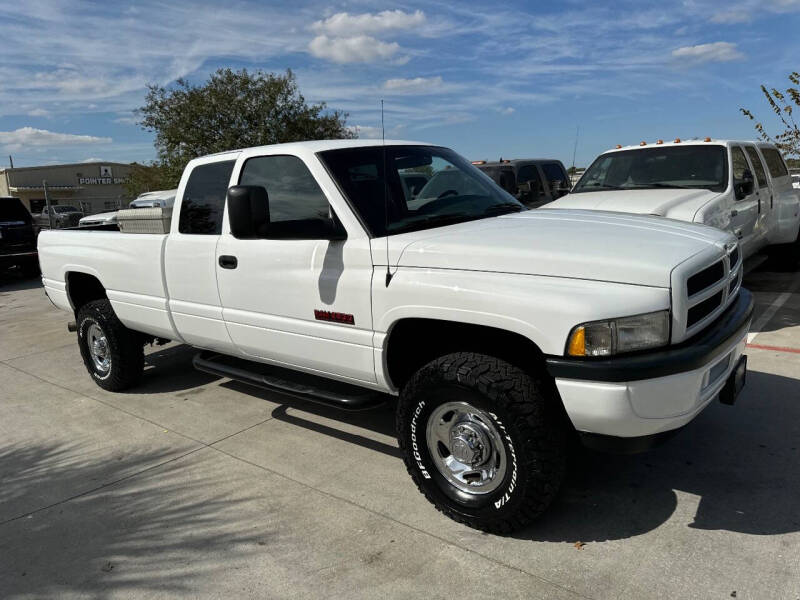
[192,351,387,411]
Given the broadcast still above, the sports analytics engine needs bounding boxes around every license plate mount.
[719,355,747,406]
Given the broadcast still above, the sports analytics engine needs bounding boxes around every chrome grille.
[675,242,742,342]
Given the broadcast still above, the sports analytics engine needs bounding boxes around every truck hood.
[390,209,732,288]
[548,188,721,221]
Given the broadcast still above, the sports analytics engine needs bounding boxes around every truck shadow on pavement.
[0,442,265,598]
[123,345,800,542]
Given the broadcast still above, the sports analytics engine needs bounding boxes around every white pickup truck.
[551,139,800,265]
[38,140,753,533]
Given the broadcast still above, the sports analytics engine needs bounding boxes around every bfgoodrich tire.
[77,299,144,391]
[397,352,566,534]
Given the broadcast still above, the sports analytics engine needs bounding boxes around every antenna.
[571,125,580,172]
[382,99,393,287]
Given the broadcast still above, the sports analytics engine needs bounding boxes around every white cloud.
[383,76,443,94]
[497,106,515,115]
[26,108,51,117]
[671,41,744,63]
[0,127,111,151]
[350,123,406,139]
[311,10,425,36]
[309,34,400,63]
[82,157,104,162]
[709,11,750,23]
[113,115,139,125]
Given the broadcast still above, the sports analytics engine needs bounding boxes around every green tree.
[124,162,176,198]
[135,68,354,189]
[740,72,800,157]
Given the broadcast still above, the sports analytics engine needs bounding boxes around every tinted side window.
[731,146,750,181]
[541,163,567,183]
[179,160,235,234]
[744,147,768,188]
[761,147,789,178]
[239,155,332,237]
[517,165,541,185]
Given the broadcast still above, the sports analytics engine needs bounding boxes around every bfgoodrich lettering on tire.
[77,299,144,392]
[397,352,566,533]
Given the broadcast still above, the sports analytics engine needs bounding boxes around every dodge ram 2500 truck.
[38,140,753,533]
[551,139,800,266]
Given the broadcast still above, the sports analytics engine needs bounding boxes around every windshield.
[53,205,79,213]
[319,145,522,236]
[573,145,728,193]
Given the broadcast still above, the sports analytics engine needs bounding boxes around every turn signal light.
[674,138,681,143]
[704,137,712,142]
[567,326,586,356]
[615,144,622,149]
[656,139,664,144]
[639,141,647,146]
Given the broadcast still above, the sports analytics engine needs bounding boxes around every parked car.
[473,159,571,207]
[79,210,119,228]
[38,139,752,533]
[129,189,177,209]
[550,139,800,265]
[1,196,38,272]
[35,205,84,228]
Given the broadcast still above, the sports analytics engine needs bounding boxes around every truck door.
[729,145,760,254]
[744,144,772,247]
[215,153,376,384]
[164,157,238,353]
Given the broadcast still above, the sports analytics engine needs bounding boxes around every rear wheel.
[397,352,567,533]
[77,299,143,391]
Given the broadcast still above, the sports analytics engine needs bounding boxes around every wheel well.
[385,318,550,390]
[66,272,107,314]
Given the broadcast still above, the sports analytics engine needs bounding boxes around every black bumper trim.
[546,288,753,382]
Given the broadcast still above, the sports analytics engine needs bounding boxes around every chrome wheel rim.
[87,323,111,374]
[425,401,507,495]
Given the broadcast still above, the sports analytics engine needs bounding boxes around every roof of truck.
[201,139,433,159]
[604,139,777,153]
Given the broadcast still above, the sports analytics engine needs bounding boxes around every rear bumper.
[546,289,753,445]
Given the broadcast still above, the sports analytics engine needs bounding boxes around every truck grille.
[680,243,741,339]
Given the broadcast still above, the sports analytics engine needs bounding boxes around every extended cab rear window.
[761,147,789,178]
[178,160,236,235]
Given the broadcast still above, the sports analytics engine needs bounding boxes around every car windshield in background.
[573,145,728,194]
[319,145,522,236]
[53,206,79,213]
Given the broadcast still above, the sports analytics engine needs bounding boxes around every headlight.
[566,310,670,357]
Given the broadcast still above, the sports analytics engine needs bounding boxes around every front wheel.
[397,352,566,533]
[77,299,143,391]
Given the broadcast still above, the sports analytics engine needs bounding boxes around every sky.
[1,0,799,169]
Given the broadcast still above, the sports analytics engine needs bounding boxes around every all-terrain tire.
[77,299,144,391]
[396,352,567,534]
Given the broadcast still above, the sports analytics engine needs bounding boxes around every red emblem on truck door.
[314,310,355,325]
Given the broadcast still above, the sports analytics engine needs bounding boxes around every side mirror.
[734,171,754,200]
[227,185,269,239]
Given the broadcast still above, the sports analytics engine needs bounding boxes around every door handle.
[218,255,238,269]
[730,209,738,217]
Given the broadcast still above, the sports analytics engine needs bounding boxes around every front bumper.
[545,289,753,447]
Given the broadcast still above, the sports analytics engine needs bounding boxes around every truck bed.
[38,229,177,340]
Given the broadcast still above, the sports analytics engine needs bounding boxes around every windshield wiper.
[483,203,524,215]
[628,183,694,190]
[389,213,476,234]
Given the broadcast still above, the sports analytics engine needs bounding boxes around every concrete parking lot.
[1,262,799,599]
